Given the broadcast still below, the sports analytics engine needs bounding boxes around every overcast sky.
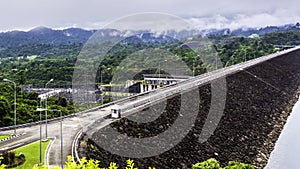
[1,0,300,32]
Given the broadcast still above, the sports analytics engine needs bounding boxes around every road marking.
[72,129,82,163]
[45,137,55,169]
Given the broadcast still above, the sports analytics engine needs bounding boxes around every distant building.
[109,74,192,94]
[140,74,191,93]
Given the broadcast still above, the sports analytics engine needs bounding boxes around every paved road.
[0,46,299,167]
[0,106,113,167]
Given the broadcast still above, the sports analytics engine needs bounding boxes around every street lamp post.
[100,68,111,104]
[3,78,17,135]
[36,108,63,169]
[37,106,43,165]
[100,70,103,103]
[158,60,168,79]
[45,78,54,139]
[192,62,195,77]
[215,54,218,70]
[59,109,63,169]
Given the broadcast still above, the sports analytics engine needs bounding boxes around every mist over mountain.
[0,23,299,48]
[0,27,200,48]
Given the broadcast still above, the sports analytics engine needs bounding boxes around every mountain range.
[205,23,300,36]
[0,23,299,48]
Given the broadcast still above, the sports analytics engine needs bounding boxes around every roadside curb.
[44,137,55,169]
[71,129,82,163]
[0,138,38,153]
[0,133,26,143]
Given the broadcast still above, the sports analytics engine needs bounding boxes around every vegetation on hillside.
[0,32,285,87]
[1,31,300,127]
[261,31,300,45]
[0,82,75,127]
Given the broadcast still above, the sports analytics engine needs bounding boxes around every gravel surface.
[79,50,300,169]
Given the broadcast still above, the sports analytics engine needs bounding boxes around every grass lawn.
[0,135,10,140]
[13,140,50,169]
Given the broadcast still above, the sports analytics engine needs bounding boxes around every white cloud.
[0,0,300,31]
[186,11,300,31]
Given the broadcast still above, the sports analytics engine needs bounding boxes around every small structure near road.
[110,105,121,118]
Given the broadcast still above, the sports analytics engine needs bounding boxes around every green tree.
[25,92,39,101]
[0,96,11,126]
[16,70,27,85]
[57,97,67,107]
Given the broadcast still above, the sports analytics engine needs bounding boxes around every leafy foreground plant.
[30,156,156,169]
[192,158,254,169]
[1,156,254,169]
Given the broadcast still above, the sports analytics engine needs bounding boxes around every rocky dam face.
[79,49,300,168]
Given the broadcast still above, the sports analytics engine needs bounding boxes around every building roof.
[143,74,191,79]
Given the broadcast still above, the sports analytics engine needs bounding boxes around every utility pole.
[100,68,111,104]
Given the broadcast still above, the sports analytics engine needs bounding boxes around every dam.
[78,48,300,168]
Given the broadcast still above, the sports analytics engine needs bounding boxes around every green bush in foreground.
[192,158,221,169]
[1,156,254,169]
[192,158,254,169]
[62,157,156,169]
[223,161,254,169]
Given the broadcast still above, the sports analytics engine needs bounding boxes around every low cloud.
[1,0,300,31]
[186,11,300,31]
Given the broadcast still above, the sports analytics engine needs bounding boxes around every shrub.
[1,151,26,168]
[192,158,221,169]
[18,152,25,159]
[1,151,15,165]
[192,158,254,169]
[223,161,254,169]
[0,156,6,169]
[17,156,253,169]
